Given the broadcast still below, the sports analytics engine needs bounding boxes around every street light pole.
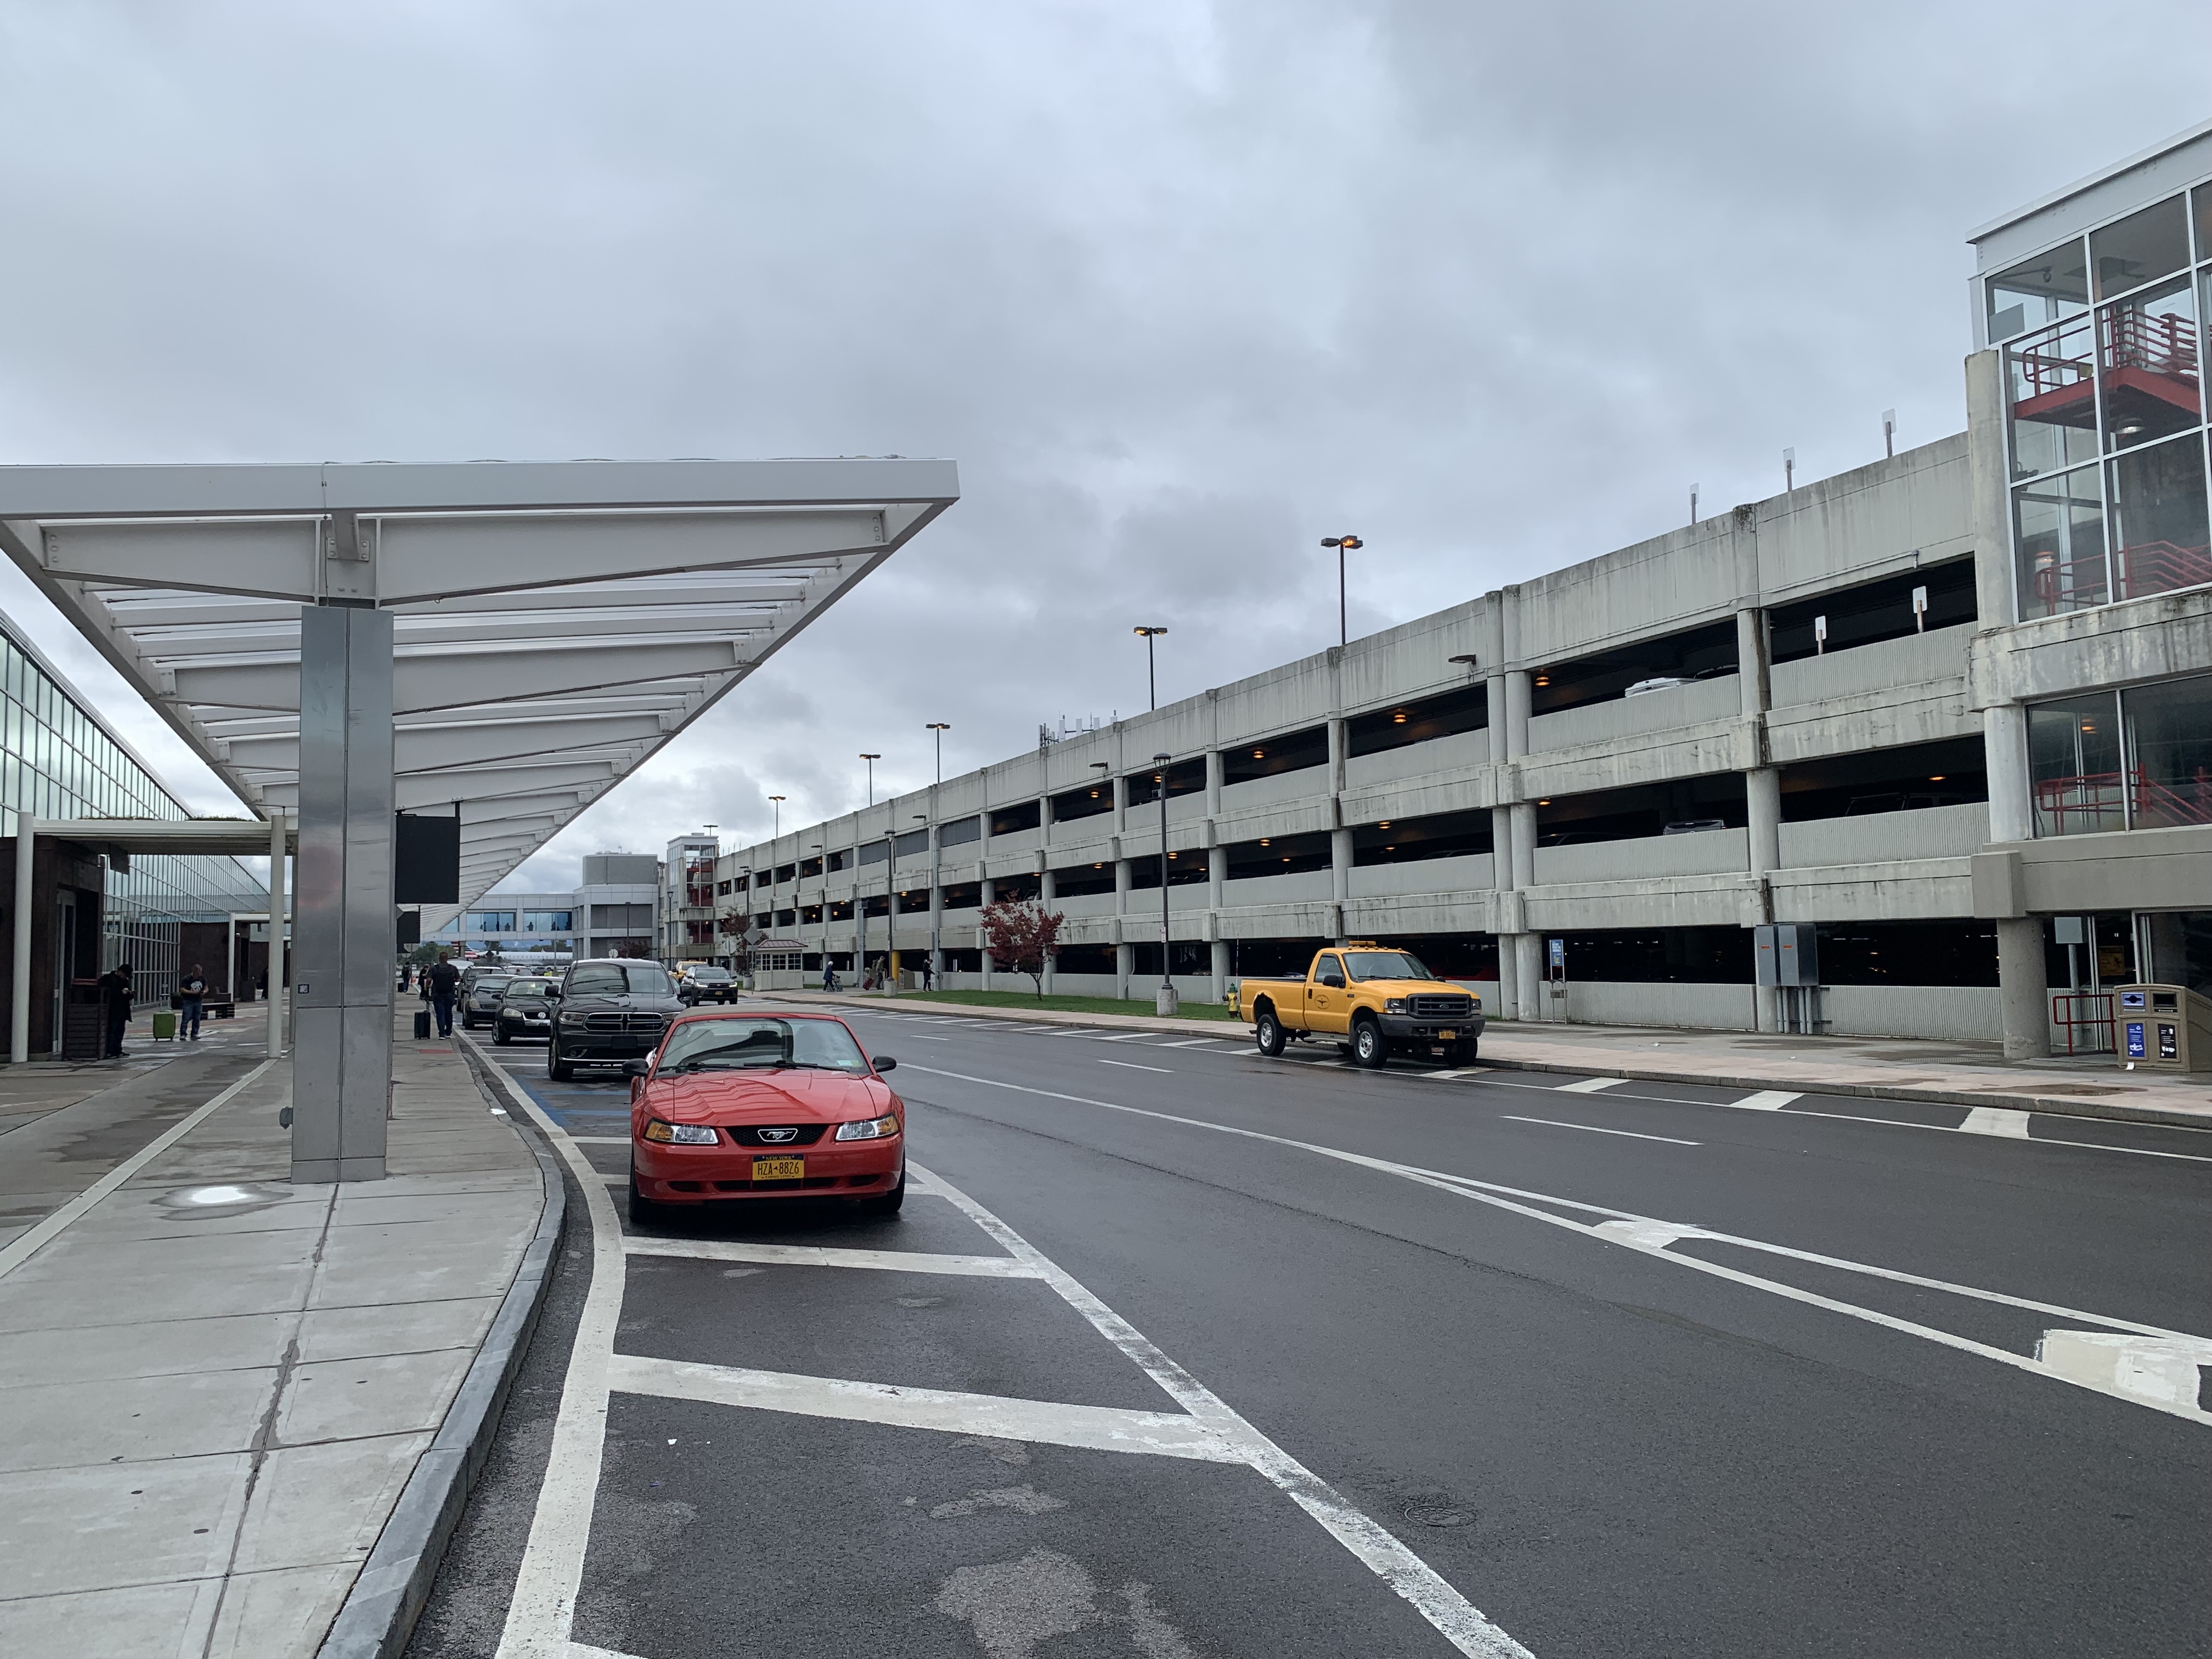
[859,755,881,992]
[768,795,785,838]
[1153,751,1176,1016]
[1133,626,1167,710]
[926,722,950,783]
[1320,536,1363,647]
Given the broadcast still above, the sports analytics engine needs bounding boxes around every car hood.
[1358,979,1479,998]
[643,1068,894,1124]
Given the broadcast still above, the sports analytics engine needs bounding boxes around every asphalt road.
[409,1009,2212,1659]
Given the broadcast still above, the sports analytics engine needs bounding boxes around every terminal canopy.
[0,458,956,904]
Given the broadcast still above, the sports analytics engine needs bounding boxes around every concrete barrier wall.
[1768,624,1973,710]
[1347,855,1494,900]
[1343,729,1491,793]
[1778,803,1989,867]
[1534,827,1748,885]
[1551,979,1756,1030]
[1822,983,2000,1040]
[1527,675,1741,754]
[1218,765,1331,814]
[1223,869,1335,906]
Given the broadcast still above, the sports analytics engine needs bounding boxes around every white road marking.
[569,1644,650,1659]
[624,1236,1041,1277]
[1729,1090,1802,1110]
[1500,1115,1701,1146]
[569,1136,630,1146]
[913,1161,1534,1657]
[0,1060,274,1284]
[901,1063,2212,1427]
[1960,1106,2034,1138]
[1086,1031,1160,1042]
[1554,1076,1625,1093]
[1097,1058,1172,1073]
[475,1048,631,1659]
[2036,1330,2212,1410]
[907,1035,952,1041]
[1156,1037,1230,1048]
[609,1353,1243,1461]
[1423,1068,1491,1080]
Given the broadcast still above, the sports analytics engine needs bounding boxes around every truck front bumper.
[1376,1012,1486,1045]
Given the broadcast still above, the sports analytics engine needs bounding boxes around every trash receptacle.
[2113,984,2212,1072]
[151,1010,177,1042]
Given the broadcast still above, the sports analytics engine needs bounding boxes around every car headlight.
[1471,996,1482,1012]
[834,1114,901,1142]
[642,1120,718,1145]
[1384,998,1408,1014]
[558,1012,588,1027]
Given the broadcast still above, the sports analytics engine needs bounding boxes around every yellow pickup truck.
[1237,943,1484,1068]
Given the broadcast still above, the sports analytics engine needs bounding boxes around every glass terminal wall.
[1993,185,2212,619]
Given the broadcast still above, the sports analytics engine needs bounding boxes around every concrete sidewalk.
[764,990,2212,1131]
[0,1014,553,1657]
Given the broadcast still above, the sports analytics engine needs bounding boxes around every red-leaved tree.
[979,899,1065,1000]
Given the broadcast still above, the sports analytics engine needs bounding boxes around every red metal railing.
[2031,540,2212,615]
[2103,304,2199,388]
[2050,991,2115,1056]
[2034,768,2212,833]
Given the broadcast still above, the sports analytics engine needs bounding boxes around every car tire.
[628,1167,661,1226]
[494,1026,511,1046]
[1255,1007,1286,1057]
[865,1175,906,1216]
[548,1041,573,1082]
[1352,1017,1388,1069]
[1449,1039,1480,1065]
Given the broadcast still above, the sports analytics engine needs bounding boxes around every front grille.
[583,1012,667,1032]
[712,1175,843,1191]
[728,1124,828,1147]
[1409,994,1473,1018]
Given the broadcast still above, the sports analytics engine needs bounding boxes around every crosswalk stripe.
[624,1236,1041,1277]
[1555,1076,1625,1093]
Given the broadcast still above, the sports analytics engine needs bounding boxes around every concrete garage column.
[1508,797,1542,1022]
[1210,937,1229,1003]
[1114,859,1132,998]
[291,605,396,1184]
[1039,868,1057,994]
[1736,605,1782,1032]
[1330,825,1352,943]
[978,874,994,990]
[1745,768,1782,1033]
[1983,702,2049,1058]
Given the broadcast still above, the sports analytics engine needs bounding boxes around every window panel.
[2028,693,2123,836]
[2121,674,2212,830]
[2098,275,2200,451]
[2196,184,2212,263]
[2107,435,2211,602]
[2017,316,2097,479]
[1987,239,2089,343]
[2090,195,2190,301]
[2013,465,2107,618]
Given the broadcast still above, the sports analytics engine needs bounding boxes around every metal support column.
[10,822,33,1064]
[267,812,288,1059]
[291,605,395,1183]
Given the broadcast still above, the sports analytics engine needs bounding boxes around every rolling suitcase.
[413,1009,432,1040]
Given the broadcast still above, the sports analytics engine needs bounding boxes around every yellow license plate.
[1437,1030,1458,1041]
[752,1156,805,1181]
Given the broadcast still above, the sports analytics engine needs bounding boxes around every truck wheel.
[1449,1039,1480,1065]
[1352,1017,1388,1069]
[1255,1007,1286,1057]
[548,1041,573,1082]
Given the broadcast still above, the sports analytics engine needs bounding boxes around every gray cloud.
[2,1,2207,889]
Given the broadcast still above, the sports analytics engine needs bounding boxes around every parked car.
[1237,942,1483,1068]
[547,958,685,1081]
[493,977,557,1046]
[626,1011,904,1221]
[459,973,514,1031]
[679,966,740,1005]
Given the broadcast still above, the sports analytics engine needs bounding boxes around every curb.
[314,1059,568,1659]
[757,990,2212,1133]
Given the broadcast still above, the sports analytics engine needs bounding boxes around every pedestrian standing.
[918,955,934,992]
[427,950,461,1037]
[98,961,134,1058]
[178,963,207,1042]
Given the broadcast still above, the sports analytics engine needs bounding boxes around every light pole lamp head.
[1152,752,1172,763]
[925,722,950,732]
[1133,625,1167,639]
[1322,535,1363,550]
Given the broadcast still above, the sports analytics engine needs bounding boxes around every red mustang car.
[626,1011,905,1222]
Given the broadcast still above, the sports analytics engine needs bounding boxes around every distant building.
[429,851,664,963]
[660,834,720,964]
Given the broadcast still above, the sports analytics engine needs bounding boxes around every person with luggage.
[178,964,208,1041]
[426,951,461,1037]
[98,962,134,1058]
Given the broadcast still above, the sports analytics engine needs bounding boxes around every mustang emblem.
[756,1127,800,1144]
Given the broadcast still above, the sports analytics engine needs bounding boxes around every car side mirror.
[623,1059,652,1077]
[544,986,561,1000]
[873,1055,898,1073]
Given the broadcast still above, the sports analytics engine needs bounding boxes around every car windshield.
[502,980,552,1001]
[656,1017,871,1075]
[1342,950,1434,982]
[567,963,675,996]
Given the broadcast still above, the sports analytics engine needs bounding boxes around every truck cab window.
[1316,955,1346,989]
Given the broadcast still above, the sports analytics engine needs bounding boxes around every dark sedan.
[492,978,557,1045]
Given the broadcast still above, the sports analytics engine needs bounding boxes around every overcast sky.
[3,2,2209,893]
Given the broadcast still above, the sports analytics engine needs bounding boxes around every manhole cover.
[1403,1497,1474,1528]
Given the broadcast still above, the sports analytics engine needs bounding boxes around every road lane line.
[901,1063,2212,1427]
[0,1059,274,1285]
[1500,1115,1701,1146]
[1730,1090,1802,1110]
[569,1136,629,1145]
[1098,1058,1172,1073]
[1156,1037,1230,1048]
[623,1237,1041,1277]
[1554,1076,1625,1093]
[473,1049,630,1659]
[913,1160,1536,1658]
[608,1353,1243,1462]
[1960,1106,2033,1137]
[1086,1032,1160,1042]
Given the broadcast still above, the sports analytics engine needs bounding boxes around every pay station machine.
[2113,984,2212,1072]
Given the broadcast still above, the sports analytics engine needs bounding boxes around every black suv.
[547,959,685,1081]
